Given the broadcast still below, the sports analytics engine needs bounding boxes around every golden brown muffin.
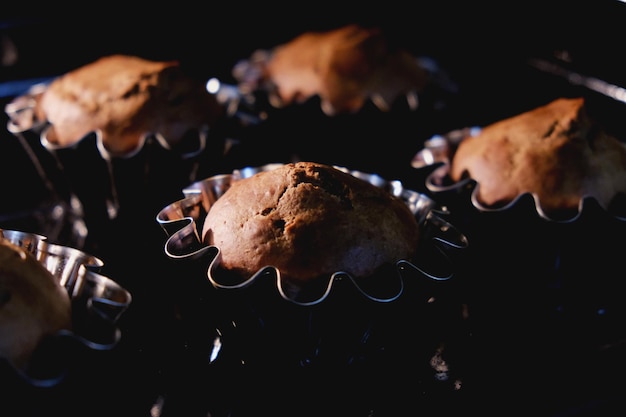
[239,24,429,115]
[0,239,72,371]
[449,97,626,216]
[201,162,420,283]
[35,54,222,155]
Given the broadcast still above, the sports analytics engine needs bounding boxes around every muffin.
[201,162,421,284]
[33,54,223,156]
[233,24,430,116]
[449,97,626,219]
[416,97,626,408]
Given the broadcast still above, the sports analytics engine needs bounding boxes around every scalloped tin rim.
[5,82,210,160]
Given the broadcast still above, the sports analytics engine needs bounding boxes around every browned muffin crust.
[35,54,222,154]
[450,97,626,215]
[202,162,420,283]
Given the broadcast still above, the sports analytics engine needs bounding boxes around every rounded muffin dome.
[201,162,421,283]
[449,97,626,219]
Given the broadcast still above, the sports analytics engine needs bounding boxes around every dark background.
[3,1,626,131]
[2,2,626,416]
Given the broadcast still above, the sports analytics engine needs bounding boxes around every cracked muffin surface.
[201,162,420,283]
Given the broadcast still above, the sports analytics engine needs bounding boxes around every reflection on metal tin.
[0,228,131,387]
[5,76,214,160]
[157,164,468,306]
[412,128,626,223]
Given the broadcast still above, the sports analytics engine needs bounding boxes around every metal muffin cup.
[39,124,209,161]
[157,163,468,306]
[154,164,471,394]
[0,228,46,254]
[0,229,131,387]
[411,127,626,223]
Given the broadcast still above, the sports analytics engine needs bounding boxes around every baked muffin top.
[450,97,626,218]
[201,162,420,283]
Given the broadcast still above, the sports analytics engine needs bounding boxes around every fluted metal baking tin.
[412,127,626,223]
[5,81,210,160]
[0,228,132,387]
[156,163,468,306]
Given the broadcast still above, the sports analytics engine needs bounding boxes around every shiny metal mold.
[231,47,458,117]
[4,81,214,239]
[156,163,468,306]
[5,81,210,160]
[410,127,626,368]
[411,127,626,223]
